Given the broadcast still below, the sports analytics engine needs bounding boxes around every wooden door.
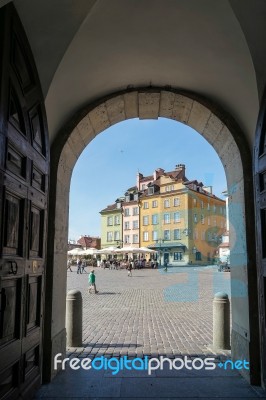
[254,89,266,388]
[0,4,49,399]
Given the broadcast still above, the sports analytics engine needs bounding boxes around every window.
[133,234,139,243]
[152,200,158,208]
[124,208,130,216]
[116,202,121,209]
[124,235,130,244]
[114,215,120,225]
[133,220,139,229]
[174,212,180,223]
[152,231,158,241]
[220,206,223,214]
[194,229,198,240]
[143,215,149,226]
[194,214,197,223]
[114,231,120,240]
[174,229,181,240]
[193,199,197,206]
[174,252,182,261]
[165,185,174,192]
[143,202,149,209]
[213,218,217,226]
[164,199,170,208]
[164,230,170,240]
[125,195,130,202]
[164,213,170,224]
[133,207,139,215]
[107,216,113,226]
[141,184,147,190]
[201,214,205,224]
[148,187,154,195]
[107,232,113,242]
[201,201,204,209]
[134,194,139,201]
[213,204,216,213]
[173,197,180,207]
[196,251,202,261]
[207,203,210,211]
[152,214,158,225]
[143,231,149,241]
[124,221,130,230]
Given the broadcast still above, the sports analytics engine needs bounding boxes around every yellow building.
[139,165,226,265]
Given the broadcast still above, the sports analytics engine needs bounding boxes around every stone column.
[66,290,82,347]
[213,292,230,350]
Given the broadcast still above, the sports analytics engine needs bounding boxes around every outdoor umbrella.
[137,247,156,253]
[116,246,140,253]
[97,246,120,255]
[83,248,100,255]
[67,248,84,256]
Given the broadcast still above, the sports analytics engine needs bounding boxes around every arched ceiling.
[13,0,266,148]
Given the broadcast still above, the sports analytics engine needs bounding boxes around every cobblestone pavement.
[66,265,231,359]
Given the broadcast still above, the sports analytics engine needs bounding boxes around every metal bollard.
[66,289,82,347]
[213,292,230,350]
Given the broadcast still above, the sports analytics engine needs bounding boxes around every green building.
[100,200,123,248]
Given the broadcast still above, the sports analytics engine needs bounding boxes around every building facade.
[100,202,123,248]
[100,164,226,265]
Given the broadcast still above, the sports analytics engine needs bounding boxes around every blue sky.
[69,118,227,240]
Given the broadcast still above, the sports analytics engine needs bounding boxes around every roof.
[100,203,121,213]
[77,236,100,247]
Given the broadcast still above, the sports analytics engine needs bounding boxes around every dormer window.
[148,187,154,195]
[134,193,138,201]
[125,195,130,202]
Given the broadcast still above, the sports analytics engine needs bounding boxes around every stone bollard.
[66,289,82,347]
[213,292,230,350]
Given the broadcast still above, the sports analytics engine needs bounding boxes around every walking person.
[77,258,82,274]
[81,259,87,273]
[88,269,99,293]
[67,259,72,272]
[164,259,168,272]
[127,261,133,277]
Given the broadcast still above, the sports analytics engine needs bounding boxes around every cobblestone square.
[67,265,231,358]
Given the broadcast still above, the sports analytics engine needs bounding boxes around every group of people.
[99,258,159,270]
[67,258,87,273]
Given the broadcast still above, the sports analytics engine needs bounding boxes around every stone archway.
[43,89,260,385]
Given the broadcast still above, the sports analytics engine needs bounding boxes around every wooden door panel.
[0,278,21,347]
[0,4,49,399]
[0,362,20,400]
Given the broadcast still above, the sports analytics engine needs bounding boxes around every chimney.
[203,186,213,194]
[153,168,165,180]
[136,172,143,190]
[175,164,186,179]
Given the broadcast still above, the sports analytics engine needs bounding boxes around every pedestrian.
[67,259,72,272]
[164,259,168,272]
[81,259,87,273]
[77,258,82,274]
[88,269,99,293]
[127,261,133,277]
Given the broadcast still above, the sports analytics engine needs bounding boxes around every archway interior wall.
[52,90,250,373]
